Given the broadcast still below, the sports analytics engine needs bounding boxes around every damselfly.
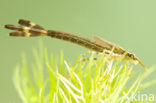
[4,19,146,68]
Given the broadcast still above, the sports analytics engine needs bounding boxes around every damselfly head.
[125,53,146,68]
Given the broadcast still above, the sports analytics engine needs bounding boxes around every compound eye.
[129,53,134,58]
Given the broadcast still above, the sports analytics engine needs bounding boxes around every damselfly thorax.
[4,19,146,68]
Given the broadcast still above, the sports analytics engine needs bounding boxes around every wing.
[94,36,115,49]
[94,36,125,54]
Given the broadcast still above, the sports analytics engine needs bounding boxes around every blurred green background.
[0,0,156,102]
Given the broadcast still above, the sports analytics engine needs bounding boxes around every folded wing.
[94,36,125,54]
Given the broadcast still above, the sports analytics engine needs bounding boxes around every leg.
[80,51,92,58]
[80,51,99,62]
[80,57,98,62]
